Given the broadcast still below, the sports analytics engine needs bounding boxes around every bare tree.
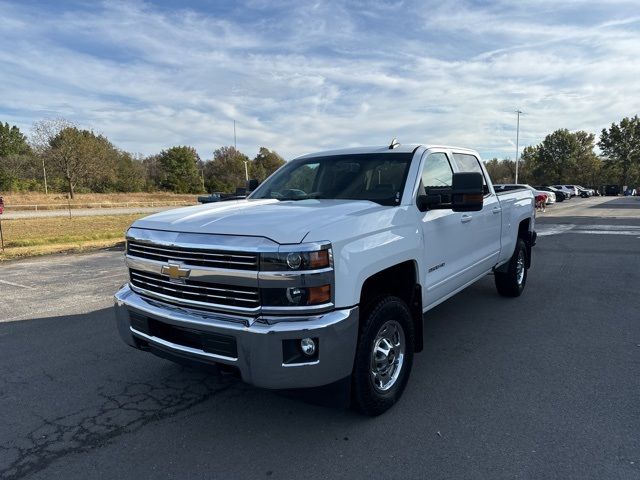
[31,118,75,194]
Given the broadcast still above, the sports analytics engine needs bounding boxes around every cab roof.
[296,144,480,160]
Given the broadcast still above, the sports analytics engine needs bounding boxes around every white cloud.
[0,0,638,161]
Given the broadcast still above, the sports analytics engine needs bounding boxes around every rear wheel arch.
[517,218,534,269]
[495,238,528,297]
[497,218,534,273]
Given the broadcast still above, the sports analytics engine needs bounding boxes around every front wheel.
[495,238,528,297]
[352,297,414,416]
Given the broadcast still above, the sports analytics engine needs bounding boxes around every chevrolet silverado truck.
[114,142,536,416]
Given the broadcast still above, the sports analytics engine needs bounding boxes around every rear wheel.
[352,296,414,416]
[495,238,528,297]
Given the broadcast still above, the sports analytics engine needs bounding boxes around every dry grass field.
[0,192,198,210]
[0,214,145,261]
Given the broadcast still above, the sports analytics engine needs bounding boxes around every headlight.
[260,246,332,271]
[259,243,334,311]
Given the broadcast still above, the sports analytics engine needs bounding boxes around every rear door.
[451,152,502,279]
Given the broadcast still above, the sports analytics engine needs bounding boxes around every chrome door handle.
[492,207,502,214]
[461,214,473,223]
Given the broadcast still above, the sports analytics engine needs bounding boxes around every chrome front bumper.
[114,284,359,389]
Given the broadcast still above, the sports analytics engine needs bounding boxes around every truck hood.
[131,199,389,244]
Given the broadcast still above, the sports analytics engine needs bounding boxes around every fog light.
[286,252,302,269]
[300,338,316,356]
[286,287,304,304]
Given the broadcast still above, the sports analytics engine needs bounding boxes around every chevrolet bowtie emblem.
[161,263,191,281]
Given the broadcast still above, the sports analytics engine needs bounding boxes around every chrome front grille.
[127,240,258,271]
[129,269,260,310]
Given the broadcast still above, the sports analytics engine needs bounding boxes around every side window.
[421,152,453,189]
[453,153,489,195]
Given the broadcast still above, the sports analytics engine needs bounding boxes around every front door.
[419,151,469,309]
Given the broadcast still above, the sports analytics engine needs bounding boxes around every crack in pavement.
[0,367,237,479]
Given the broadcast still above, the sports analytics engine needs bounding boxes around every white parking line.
[537,224,640,237]
[0,279,36,289]
[576,230,640,236]
[537,225,576,236]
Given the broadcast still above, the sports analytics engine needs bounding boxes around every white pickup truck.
[114,142,536,415]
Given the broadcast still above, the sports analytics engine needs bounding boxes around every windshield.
[250,153,414,206]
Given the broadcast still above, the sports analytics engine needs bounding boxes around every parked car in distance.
[534,186,566,202]
[624,187,637,196]
[198,181,261,204]
[495,184,555,204]
[562,185,581,197]
[574,186,592,198]
[197,192,223,204]
[605,185,620,196]
[579,186,595,196]
[553,185,575,198]
[198,192,248,204]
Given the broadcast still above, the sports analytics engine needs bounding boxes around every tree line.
[2,115,639,198]
[0,119,285,198]
[484,115,640,188]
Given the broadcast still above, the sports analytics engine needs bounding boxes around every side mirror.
[451,172,484,212]
[247,179,260,191]
[417,194,442,212]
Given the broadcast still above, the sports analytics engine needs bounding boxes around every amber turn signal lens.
[308,250,330,269]
[462,193,483,203]
[308,285,331,304]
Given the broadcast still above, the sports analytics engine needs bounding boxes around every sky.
[1,0,639,161]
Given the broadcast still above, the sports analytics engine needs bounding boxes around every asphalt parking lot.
[1,196,639,479]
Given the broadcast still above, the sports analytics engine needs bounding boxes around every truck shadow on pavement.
[0,308,365,479]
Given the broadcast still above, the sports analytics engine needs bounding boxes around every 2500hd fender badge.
[428,262,445,273]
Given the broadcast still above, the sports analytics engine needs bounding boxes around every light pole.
[515,109,522,183]
[243,160,249,182]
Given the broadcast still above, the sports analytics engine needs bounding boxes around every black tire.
[495,238,528,297]
[352,296,414,416]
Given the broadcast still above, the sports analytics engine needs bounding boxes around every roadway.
[0,196,638,479]
[2,206,181,220]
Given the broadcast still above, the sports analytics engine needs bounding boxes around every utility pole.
[0,196,4,251]
[515,109,522,183]
[42,158,48,194]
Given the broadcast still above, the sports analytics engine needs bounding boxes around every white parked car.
[553,185,576,198]
[495,184,555,204]
[575,185,594,197]
[563,185,581,197]
[534,186,566,202]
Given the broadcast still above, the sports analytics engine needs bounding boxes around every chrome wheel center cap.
[370,320,406,392]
